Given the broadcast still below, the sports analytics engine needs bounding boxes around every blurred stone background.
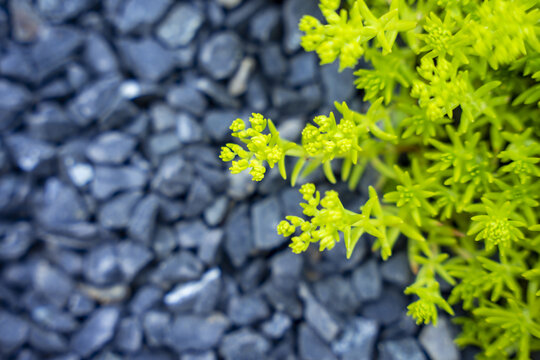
[0,0,464,359]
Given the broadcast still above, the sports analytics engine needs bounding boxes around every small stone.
[150,103,176,132]
[181,352,216,360]
[250,6,281,43]
[153,225,178,259]
[0,80,32,130]
[67,63,89,90]
[332,318,378,360]
[151,251,204,285]
[361,288,408,325]
[129,285,163,315]
[91,165,148,200]
[26,102,76,142]
[203,196,228,226]
[288,52,318,86]
[217,0,242,9]
[381,252,414,286]
[151,154,194,198]
[378,338,427,360]
[127,194,160,245]
[272,85,321,115]
[352,259,382,302]
[34,261,73,308]
[259,44,286,78]
[419,316,459,360]
[196,228,223,265]
[47,248,83,276]
[262,312,292,339]
[86,132,136,164]
[0,222,33,260]
[228,57,255,96]
[28,325,68,353]
[0,43,35,83]
[118,37,175,82]
[298,324,337,360]
[220,329,271,360]
[0,311,29,354]
[262,282,302,319]
[225,0,265,29]
[31,305,78,333]
[283,0,322,53]
[177,220,207,248]
[199,32,243,80]
[251,196,283,250]
[318,237,365,274]
[381,313,419,340]
[98,191,143,230]
[164,268,222,314]
[116,240,153,280]
[167,313,230,353]
[83,244,120,285]
[207,1,225,27]
[203,110,243,142]
[246,75,269,112]
[38,0,96,22]
[314,275,360,314]
[109,0,172,34]
[15,349,38,360]
[147,131,181,162]
[10,0,45,43]
[167,84,207,116]
[176,113,203,144]
[321,61,356,105]
[194,78,241,108]
[70,307,120,358]
[115,317,142,354]
[68,292,95,316]
[300,284,340,343]
[184,178,213,217]
[156,3,204,48]
[142,310,171,347]
[224,205,253,267]
[228,294,270,325]
[67,76,121,127]
[65,161,94,188]
[84,33,119,74]
[239,259,267,293]
[270,249,303,292]
[6,134,55,173]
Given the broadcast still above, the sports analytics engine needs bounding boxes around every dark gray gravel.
[0,0,480,359]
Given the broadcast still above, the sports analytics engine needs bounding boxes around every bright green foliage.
[221,0,540,358]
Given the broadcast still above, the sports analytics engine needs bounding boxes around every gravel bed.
[0,0,467,359]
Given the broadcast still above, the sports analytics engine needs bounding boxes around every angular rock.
[67,76,121,127]
[142,310,171,347]
[167,84,207,116]
[146,132,182,163]
[151,251,204,285]
[108,0,172,34]
[70,307,120,357]
[38,0,96,23]
[251,196,283,250]
[0,80,32,130]
[118,37,175,82]
[300,284,340,343]
[28,325,68,354]
[194,78,241,108]
[6,134,55,173]
[224,205,252,267]
[164,268,222,314]
[203,195,228,227]
[34,261,73,308]
[381,252,414,286]
[127,194,159,245]
[262,312,292,339]
[46,248,83,276]
[419,316,459,360]
[10,0,45,43]
[332,318,378,360]
[0,43,35,83]
[379,338,427,360]
[91,165,148,200]
[184,178,213,217]
[116,240,153,280]
[288,52,318,86]
[321,61,356,105]
[298,324,337,360]
[83,244,121,285]
[86,132,136,164]
[352,259,382,302]
[228,294,270,325]
[203,109,242,142]
[31,305,78,333]
[129,285,163,315]
[67,63,89,90]
[225,0,266,29]
[283,0,322,53]
[361,288,408,325]
[219,329,271,360]
[262,281,302,320]
[67,292,95,317]
[115,317,142,354]
[153,225,178,259]
[250,6,281,43]
[176,112,203,144]
[0,311,29,354]
[151,154,194,198]
[228,57,255,96]
[167,313,230,353]
[272,85,321,116]
[314,275,360,314]
[177,220,207,248]
[270,249,303,292]
[98,191,143,230]
[156,3,204,48]
[199,32,243,80]
[246,75,268,112]
[26,102,77,142]
[259,44,286,79]
[0,222,33,260]
[196,228,223,265]
[239,259,267,293]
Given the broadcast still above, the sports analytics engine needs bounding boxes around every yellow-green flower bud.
[277,220,296,237]
[230,118,246,132]
[230,159,249,174]
[219,147,235,162]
